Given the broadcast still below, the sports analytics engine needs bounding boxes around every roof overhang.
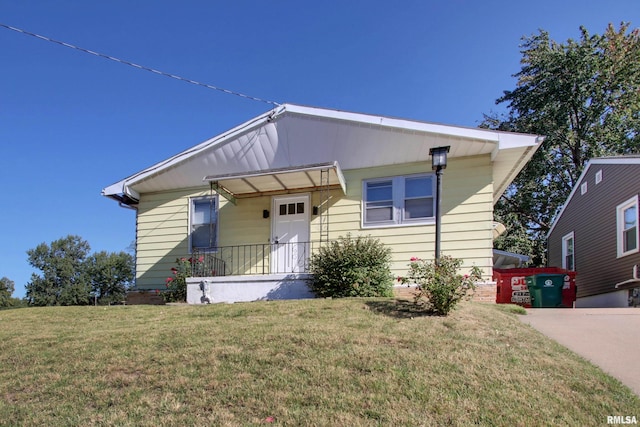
[203,161,346,200]
[102,104,542,206]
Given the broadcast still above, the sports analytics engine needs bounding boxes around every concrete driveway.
[518,307,640,396]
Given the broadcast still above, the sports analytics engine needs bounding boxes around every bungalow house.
[547,157,640,307]
[102,104,541,303]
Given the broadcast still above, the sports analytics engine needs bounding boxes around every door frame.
[270,193,311,273]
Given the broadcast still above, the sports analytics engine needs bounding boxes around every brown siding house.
[547,157,640,307]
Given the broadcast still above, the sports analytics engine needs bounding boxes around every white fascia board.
[491,135,544,161]
[285,104,540,144]
[102,180,125,197]
[589,156,640,165]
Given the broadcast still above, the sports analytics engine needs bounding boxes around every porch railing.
[191,241,323,277]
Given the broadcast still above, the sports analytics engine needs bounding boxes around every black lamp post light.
[429,146,450,266]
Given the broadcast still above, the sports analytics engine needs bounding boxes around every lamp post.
[429,146,450,266]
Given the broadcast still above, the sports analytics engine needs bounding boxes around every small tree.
[85,251,134,305]
[399,255,483,316]
[0,277,15,307]
[308,234,393,298]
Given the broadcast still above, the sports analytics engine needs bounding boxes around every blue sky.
[2,1,638,298]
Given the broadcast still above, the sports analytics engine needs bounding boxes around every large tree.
[486,23,640,264]
[85,251,134,305]
[25,235,92,306]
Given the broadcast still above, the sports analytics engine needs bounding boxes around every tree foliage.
[485,23,640,264]
[0,277,15,307]
[85,251,134,305]
[26,235,91,306]
[25,235,135,306]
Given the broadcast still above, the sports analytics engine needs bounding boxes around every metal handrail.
[191,241,322,277]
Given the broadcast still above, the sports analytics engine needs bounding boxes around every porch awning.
[203,161,347,199]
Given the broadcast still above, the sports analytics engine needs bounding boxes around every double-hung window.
[190,196,218,251]
[562,232,575,271]
[617,196,639,257]
[363,174,434,226]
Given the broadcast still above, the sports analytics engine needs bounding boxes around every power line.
[0,23,281,106]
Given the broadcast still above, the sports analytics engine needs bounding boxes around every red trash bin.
[493,267,576,308]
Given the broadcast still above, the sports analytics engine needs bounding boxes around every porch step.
[186,274,313,304]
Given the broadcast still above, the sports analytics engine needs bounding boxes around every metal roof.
[203,161,346,199]
[102,103,542,205]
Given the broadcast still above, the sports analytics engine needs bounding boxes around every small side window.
[562,232,575,271]
[617,196,639,257]
[595,170,602,184]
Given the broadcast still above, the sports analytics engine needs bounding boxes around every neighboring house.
[102,104,541,303]
[547,157,640,307]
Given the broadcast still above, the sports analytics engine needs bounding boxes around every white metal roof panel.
[102,104,541,204]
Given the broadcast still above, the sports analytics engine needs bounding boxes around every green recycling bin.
[525,274,565,308]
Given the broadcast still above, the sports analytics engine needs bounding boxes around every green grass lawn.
[0,299,638,426]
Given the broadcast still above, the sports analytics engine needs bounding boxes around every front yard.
[0,299,637,426]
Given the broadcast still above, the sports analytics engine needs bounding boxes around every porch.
[185,241,319,304]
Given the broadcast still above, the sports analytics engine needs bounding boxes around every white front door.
[272,194,310,273]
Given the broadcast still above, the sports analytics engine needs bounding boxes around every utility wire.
[0,23,281,106]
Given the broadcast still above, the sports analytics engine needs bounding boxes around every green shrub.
[308,234,393,298]
[399,255,483,315]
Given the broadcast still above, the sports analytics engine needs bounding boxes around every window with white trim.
[363,174,434,226]
[190,196,218,251]
[617,196,638,257]
[562,232,575,271]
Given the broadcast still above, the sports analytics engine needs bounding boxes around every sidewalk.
[518,307,640,396]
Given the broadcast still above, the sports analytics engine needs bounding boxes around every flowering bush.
[398,255,483,315]
[163,256,203,302]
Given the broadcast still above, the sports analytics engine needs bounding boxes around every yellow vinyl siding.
[218,197,270,246]
[136,189,198,289]
[323,156,494,279]
[135,189,274,289]
[134,155,494,289]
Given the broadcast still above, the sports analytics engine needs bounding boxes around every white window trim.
[595,169,603,184]
[362,173,436,228]
[616,195,639,258]
[561,231,575,271]
[580,182,588,195]
[189,195,219,253]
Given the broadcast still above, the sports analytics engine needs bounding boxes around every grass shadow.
[365,299,441,319]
